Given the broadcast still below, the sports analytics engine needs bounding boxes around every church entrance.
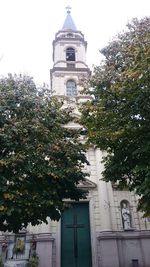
[61,202,92,267]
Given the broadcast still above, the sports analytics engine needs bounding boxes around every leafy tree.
[0,74,88,232]
[80,17,150,215]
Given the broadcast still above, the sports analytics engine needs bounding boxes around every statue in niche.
[121,202,131,229]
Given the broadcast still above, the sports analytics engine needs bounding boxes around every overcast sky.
[0,0,149,86]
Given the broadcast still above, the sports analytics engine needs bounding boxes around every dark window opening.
[66,47,75,61]
[132,259,139,267]
[67,33,73,38]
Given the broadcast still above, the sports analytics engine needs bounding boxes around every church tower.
[50,7,90,99]
[49,8,150,267]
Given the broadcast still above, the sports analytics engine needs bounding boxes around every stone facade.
[1,9,150,267]
[97,231,150,267]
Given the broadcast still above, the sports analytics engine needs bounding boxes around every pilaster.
[95,149,112,230]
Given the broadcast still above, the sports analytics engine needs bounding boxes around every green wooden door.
[61,202,92,267]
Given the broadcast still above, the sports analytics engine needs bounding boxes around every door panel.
[61,202,92,267]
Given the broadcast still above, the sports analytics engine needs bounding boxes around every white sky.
[0,0,149,86]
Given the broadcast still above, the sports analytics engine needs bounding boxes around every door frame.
[56,198,97,267]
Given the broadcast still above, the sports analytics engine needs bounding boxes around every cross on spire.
[66,5,71,14]
[62,5,77,31]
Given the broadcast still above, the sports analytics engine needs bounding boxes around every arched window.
[66,47,75,61]
[120,200,132,230]
[66,80,77,97]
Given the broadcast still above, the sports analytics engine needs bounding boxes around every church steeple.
[62,6,77,31]
[50,8,90,97]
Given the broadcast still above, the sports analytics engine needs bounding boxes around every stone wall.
[97,230,150,267]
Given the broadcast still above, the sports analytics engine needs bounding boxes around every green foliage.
[0,74,88,232]
[0,257,4,267]
[27,254,39,267]
[80,17,150,216]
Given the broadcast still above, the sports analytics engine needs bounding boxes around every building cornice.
[97,230,150,240]
[53,61,89,68]
[50,67,91,75]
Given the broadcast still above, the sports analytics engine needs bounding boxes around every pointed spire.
[62,6,77,31]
